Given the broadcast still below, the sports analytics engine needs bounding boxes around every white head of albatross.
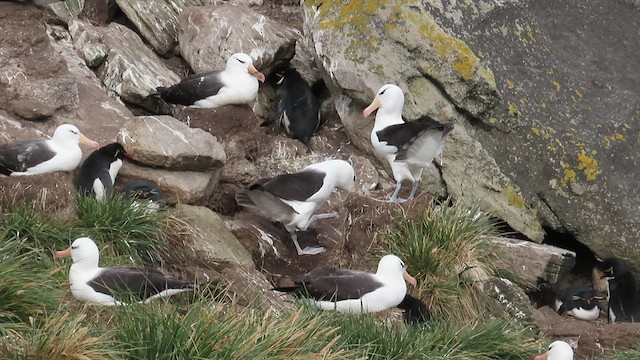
[362,84,453,203]
[534,341,574,360]
[54,237,194,306]
[0,124,100,176]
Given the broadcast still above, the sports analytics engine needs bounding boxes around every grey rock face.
[422,0,640,264]
[178,5,297,75]
[302,1,543,241]
[117,161,220,205]
[69,20,180,105]
[117,115,226,171]
[177,204,255,268]
[113,0,219,56]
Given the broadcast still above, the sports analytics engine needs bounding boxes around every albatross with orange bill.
[0,124,100,176]
[55,237,195,306]
[273,254,417,314]
[156,52,266,108]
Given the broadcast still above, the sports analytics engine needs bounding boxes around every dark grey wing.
[88,267,192,301]
[157,70,225,106]
[0,139,55,174]
[376,116,453,161]
[258,170,326,201]
[235,186,298,225]
[297,266,384,301]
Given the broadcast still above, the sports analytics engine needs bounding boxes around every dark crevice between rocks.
[528,227,600,308]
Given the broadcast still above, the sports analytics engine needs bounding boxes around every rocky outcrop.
[302,0,544,242]
[115,115,225,204]
[178,5,297,75]
[177,204,255,267]
[117,115,225,171]
[69,20,180,106]
[413,0,640,265]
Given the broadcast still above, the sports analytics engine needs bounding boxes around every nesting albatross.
[235,159,355,255]
[54,237,195,306]
[273,254,417,314]
[534,340,574,360]
[156,52,266,108]
[363,84,453,202]
[0,124,99,176]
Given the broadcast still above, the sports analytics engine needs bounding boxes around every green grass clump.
[603,347,640,359]
[0,239,64,327]
[325,310,536,359]
[1,308,122,360]
[110,302,360,360]
[0,206,74,251]
[382,200,499,323]
[74,194,170,264]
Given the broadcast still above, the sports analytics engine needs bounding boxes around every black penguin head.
[596,257,632,280]
[123,180,163,202]
[100,143,130,160]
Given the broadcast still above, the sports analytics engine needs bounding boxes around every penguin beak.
[403,269,417,287]
[248,65,265,83]
[362,96,381,117]
[54,247,71,259]
[79,133,100,149]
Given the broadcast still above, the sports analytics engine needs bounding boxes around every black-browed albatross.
[54,237,195,306]
[0,124,99,176]
[156,52,266,108]
[235,159,355,256]
[363,84,453,203]
[273,254,417,314]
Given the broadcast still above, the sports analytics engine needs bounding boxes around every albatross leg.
[389,182,407,203]
[408,180,420,201]
[290,232,325,256]
[305,212,338,228]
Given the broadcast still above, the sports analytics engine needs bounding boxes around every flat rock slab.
[117,161,220,205]
[117,115,225,171]
[489,236,576,291]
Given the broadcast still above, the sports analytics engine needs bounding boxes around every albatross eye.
[379,89,386,95]
[71,246,78,249]
[237,58,246,64]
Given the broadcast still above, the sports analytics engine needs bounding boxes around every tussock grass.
[74,194,170,264]
[382,200,499,323]
[110,302,360,360]
[604,348,640,360]
[1,309,122,360]
[0,239,63,326]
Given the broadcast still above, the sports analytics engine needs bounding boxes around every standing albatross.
[54,237,195,306]
[0,124,99,176]
[235,159,355,255]
[273,254,417,314]
[363,84,453,202]
[156,52,266,108]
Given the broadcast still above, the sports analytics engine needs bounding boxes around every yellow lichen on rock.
[502,186,525,208]
[577,150,601,181]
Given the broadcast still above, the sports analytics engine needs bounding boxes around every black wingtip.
[271,286,300,293]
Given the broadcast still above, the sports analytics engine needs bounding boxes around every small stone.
[570,182,586,195]
[11,99,56,120]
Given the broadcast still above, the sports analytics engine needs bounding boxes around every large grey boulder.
[117,162,220,205]
[69,20,180,106]
[178,5,297,75]
[177,204,255,268]
[416,0,640,264]
[302,1,544,242]
[117,115,226,171]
